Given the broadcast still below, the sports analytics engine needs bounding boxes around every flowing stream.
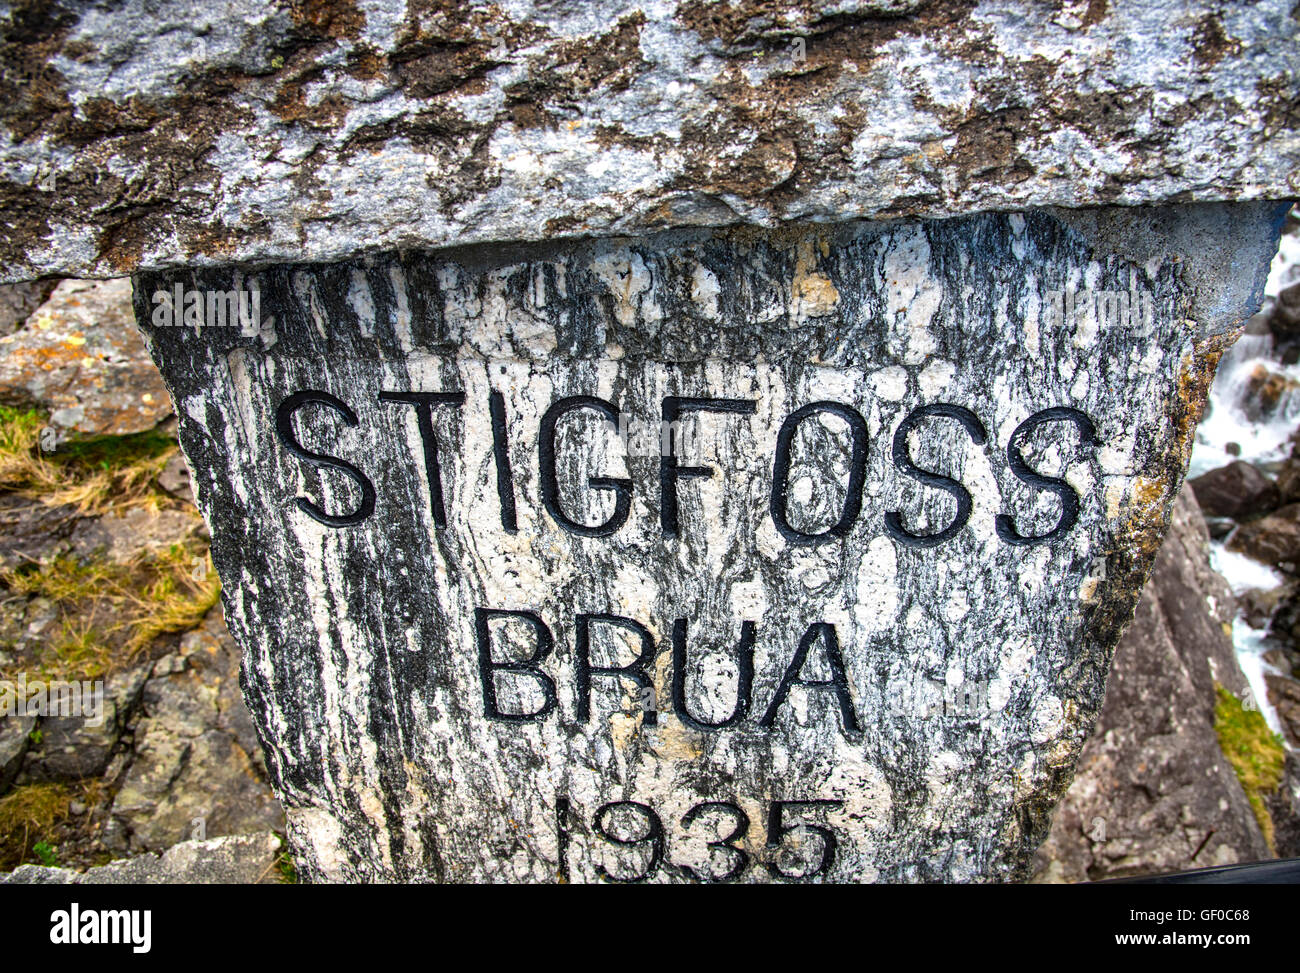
[1190,214,1300,738]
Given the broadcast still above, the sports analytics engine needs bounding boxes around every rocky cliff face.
[1033,489,1279,881]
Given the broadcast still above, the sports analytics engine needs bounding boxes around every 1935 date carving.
[556,797,846,883]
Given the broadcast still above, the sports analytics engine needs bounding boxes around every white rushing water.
[1190,227,1300,478]
[1189,331,1300,478]
[1208,546,1288,738]
[1191,213,1299,741]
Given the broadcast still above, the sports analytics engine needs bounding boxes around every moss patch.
[276,849,299,884]
[1213,683,1286,853]
[0,782,71,871]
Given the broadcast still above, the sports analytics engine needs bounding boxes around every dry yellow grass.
[0,405,176,515]
[0,412,226,867]
[1,546,220,681]
[0,407,219,682]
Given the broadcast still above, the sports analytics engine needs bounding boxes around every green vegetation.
[1213,683,1286,853]
[276,850,299,884]
[31,840,58,867]
[0,405,177,515]
[0,783,71,871]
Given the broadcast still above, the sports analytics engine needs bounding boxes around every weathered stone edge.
[3,0,1298,282]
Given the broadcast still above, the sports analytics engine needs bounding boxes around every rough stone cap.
[1,0,1298,283]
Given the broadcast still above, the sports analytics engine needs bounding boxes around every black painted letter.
[885,403,987,548]
[660,396,757,536]
[575,613,658,726]
[540,396,632,537]
[475,608,557,723]
[379,391,466,527]
[758,622,861,735]
[996,407,1099,546]
[770,401,869,544]
[671,618,755,730]
[275,390,376,527]
[488,390,519,532]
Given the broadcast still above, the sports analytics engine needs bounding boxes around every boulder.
[1265,673,1300,749]
[1189,461,1280,520]
[68,507,205,564]
[1267,752,1300,858]
[1264,644,1300,679]
[1269,281,1300,340]
[134,201,1281,882]
[0,713,34,795]
[0,831,284,884]
[1237,584,1295,630]
[1275,458,1300,507]
[1032,489,1272,882]
[105,608,283,853]
[17,663,150,783]
[1227,503,1300,572]
[0,280,57,334]
[1,1,1298,281]
[0,279,170,437]
[1237,363,1300,422]
[157,452,196,505]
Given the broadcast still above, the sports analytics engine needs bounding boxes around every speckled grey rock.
[17,663,149,783]
[106,609,285,853]
[0,279,172,435]
[2,0,1298,282]
[1031,488,1272,883]
[133,201,1282,882]
[0,280,57,334]
[0,713,35,795]
[0,831,284,884]
[68,507,205,564]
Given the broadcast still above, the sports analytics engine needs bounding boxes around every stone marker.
[6,0,1298,883]
[132,203,1284,882]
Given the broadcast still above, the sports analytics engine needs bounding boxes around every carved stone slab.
[134,203,1282,882]
[5,0,1299,281]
